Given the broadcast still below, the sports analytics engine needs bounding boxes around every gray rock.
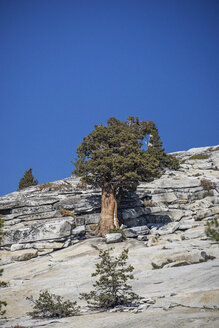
[178,219,200,230]
[123,225,150,238]
[137,235,148,241]
[152,192,178,204]
[151,249,211,269]
[11,205,53,216]
[156,222,180,236]
[10,243,32,252]
[11,248,38,261]
[182,226,206,240]
[105,233,123,244]
[2,219,72,245]
[122,207,149,220]
[130,225,150,235]
[123,228,138,238]
[72,225,86,236]
[1,144,219,260]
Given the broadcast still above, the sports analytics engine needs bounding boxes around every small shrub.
[203,190,214,198]
[38,182,52,190]
[38,182,72,191]
[76,182,88,189]
[144,200,154,207]
[205,218,219,242]
[200,179,216,191]
[80,248,139,309]
[210,146,219,152]
[53,183,72,191]
[26,290,80,318]
[188,154,209,160]
[180,159,187,165]
[109,228,127,240]
[60,209,75,217]
[18,168,38,190]
[89,224,98,231]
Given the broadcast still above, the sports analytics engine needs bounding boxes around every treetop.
[73,117,178,192]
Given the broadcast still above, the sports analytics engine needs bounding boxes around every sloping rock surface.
[0,145,219,327]
[1,238,219,328]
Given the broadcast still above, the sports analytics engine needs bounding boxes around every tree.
[73,117,178,236]
[0,218,7,316]
[18,168,38,190]
[80,248,139,309]
[26,290,80,318]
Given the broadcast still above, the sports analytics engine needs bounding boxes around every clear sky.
[0,0,218,196]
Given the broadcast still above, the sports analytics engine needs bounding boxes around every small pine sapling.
[80,248,140,309]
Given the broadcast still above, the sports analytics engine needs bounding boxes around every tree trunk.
[97,184,119,237]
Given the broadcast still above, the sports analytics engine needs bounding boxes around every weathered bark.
[113,199,120,229]
[97,185,119,236]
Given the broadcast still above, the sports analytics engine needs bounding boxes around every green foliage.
[205,218,219,242]
[182,154,210,164]
[26,290,80,318]
[0,218,7,316]
[80,248,139,309]
[73,117,179,193]
[18,168,38,190]
[109,228,127,240]
[188,154,209,160]
[180,159,187,165]
[210,146,219,152]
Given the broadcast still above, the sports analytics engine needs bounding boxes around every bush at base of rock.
[26,290,80,318]
[205,218,219,242]
[80,248,140,309]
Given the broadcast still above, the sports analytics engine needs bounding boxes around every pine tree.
[74,117,179,236]
[80,248,139,309]
[0,218,7,316]
[18,168,38,190]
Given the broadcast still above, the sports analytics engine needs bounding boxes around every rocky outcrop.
[0,145,218,260]
[0,145,219,328]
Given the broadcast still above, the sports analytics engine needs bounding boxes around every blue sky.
[0,0,218,196]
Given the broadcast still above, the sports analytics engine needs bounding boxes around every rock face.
[0,145,218,257]
[105,233,123,244]
[0,145,219,328]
